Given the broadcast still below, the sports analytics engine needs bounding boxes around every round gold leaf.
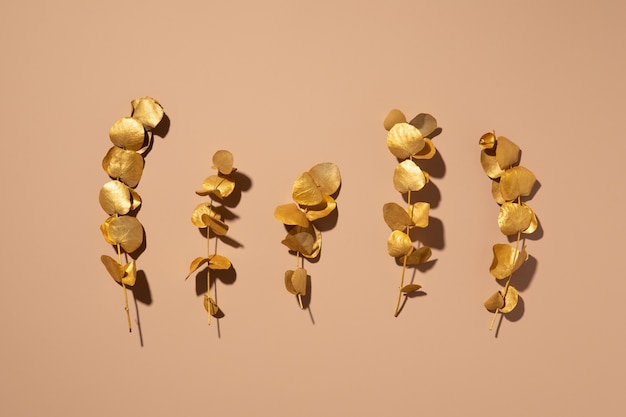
[100,216,116,245]
[202,214,229,236]
[284,270,297,294]
[107,216,144,253]
[479,132,495,149]
[409,113,437,137]
[393,160,427,193]
[382,202,412,231]
[523,205,538,234]
[498,202,533,236]
[480,149,505,179]
[99,180,132,215]
[191,203,220,228]
[291,267,308,295]
[101,255,124,282]
[499,166,536,201]
[185,257,209,280]
[484,290,504,311]
[109,117,145,151]
[383,109,407,131]
[495,136,520,169]
[500,286,519,313]
[413,138,437,160]
[387,123,425,159]
[303,195,336,221]
[196,175,235,199]
[408,202,430,228]
[281,224,321,258]
[121,261,136,286]
[405,246,432,265]
[401,284,422,294]
[491,181,505,205]
[489,243,527,279]
[212,150,235,175]
[292,172,323,206]
[274,203,309,227]
[131,97,164,130]
[208,254,231,270]
[387,230,412,257]
[102,146,144,188]
[308,162,341,196]
[203,295,219,316]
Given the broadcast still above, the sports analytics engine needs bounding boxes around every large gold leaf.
[284,270,297,295]
[479,132,495,150]
[208,254,231,270]
[191,203,221,228]
[121,261,136,286]
[382,202,412,231]
[106,216,144,253]
[480,150,505,179]
[196,175,236,199]
[413,138,436,160]
[489,243,527,279]
[387,230,412,257]
[101,255,124,282]
[498,202,533,235]
[99,180,132,215]
[185,257,209,280]
[302,195,337,221]
[212,150,235,175]
[292,172,323,206]
[387,123,425,159]
[408,202,429,228]
[383,109,407,131]
[131,97,164,130]
[202,214,229,236]
[308,162,341,196]
[499,166,536,201]
[102,146,144,188]
[405,246,432,265]
[281,225,321,258]
[291,267,307,295]
[203,295,219,316]
[109,117,145,151]
[409,113,437,137]
[500,286,519,313]
[274,203,309,227]
[393,160,427,193]
[495,136,520,169]
[484,290,504,311]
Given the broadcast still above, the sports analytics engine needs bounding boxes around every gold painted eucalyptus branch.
[185,150,238,326]
[274,163,341,309]
[478,131,538,330]
[99,97,164,332]
[383,109,439,317]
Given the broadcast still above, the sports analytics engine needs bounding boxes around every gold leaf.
[408,202,429,228]
[185,257,208,280]
[498,202,533,235]
[196,175,236,199]
[131,97,164,130]
[480,149,505,179]
[203,295,219,316]
[101,255,124,282]
[491,181,505,205]
[489,243,527,279]
[499,166,536,201]
[308,162,341,196]
[387,123,425,159]
[106,216,144,253]
[484,290,504,311]
[401,284,422,293]
[191,203,221,228]
[208,254,231,270]
[102,146,144,188]
[405,246,432,265]
[291,267,307,295]
[109,117,145,151]
[523,205,538,234]
[129,188,142,211]
[201,214,229,236]
[409,113,437,137]
[500,286,519,313]
[413,138,437,159]
[387,230,412,257]
[393,160,427,193]
[281,225,321,258]
[495,136,520,169]
[383,109,407,131]
[274,203,309,227]
[479,132,495,150]
[121,261,136,286]
[212,150,235,175]
[284,270,297,295]
[302,195,336,221]
[292,172,323,206]
[99,180,132,215]
[99,216,116,245]
[382,202,412,231]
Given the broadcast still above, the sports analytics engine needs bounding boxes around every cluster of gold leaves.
[274,163,341,309]
[383,109,439,317]
[99,97,164,332]
[478,132,538,330]
[185,150,237,325]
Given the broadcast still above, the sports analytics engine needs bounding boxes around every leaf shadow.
[409,216,445,250]
[195,264,237,296]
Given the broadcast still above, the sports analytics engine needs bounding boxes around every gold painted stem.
[394,186,413,317]
[118,243,131,332]
[296,251,304,309]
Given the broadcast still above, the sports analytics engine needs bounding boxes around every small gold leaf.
[480,149,505,179]
[405,246,432,265]
[196,175,236,199]
[495,136,520,169]
[212,150,235,175]
[408,202,429,228]
[523,205,538,234]
[131,97,164,130]
[274,203,309,227]
[281,224,321,258]
[185,257,209,280]
[99,180,132,215]
[101,255,124,282]
[302,195,336,221]
[413,138,437,159]
[121,261,136,286]
[499,166,536,201]
[491,181,505,205]
[484,290,504,311]
[202,214,229,236]
[409,113,437,137]
[191,203,221,228]
[208,254,231,270]
[292,172,323,206]
[382,202,412,231]
[387,123,425,159]
[102,146,144,188]
[129,188,142,211]
[109,117,146,151]
[383,109,407,131]
[99,216,116,245]
[479,132,496,149]
[401,284,422,294]
[284,270,297,295]
[489,243,527,279]
[498,202,533,235]
[203,295,219,316]
[308,162,341,196]
[291,267,308,295]
[500,286,519,313]
[393,160,427,193]
[387,230,412,257]
[106,216,144,253]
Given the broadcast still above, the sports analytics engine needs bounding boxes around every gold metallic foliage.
[186,150,240,326]
[99,97,164,332]
[383,109,440,317]
[478,131,539,330]
[275,162,341,309]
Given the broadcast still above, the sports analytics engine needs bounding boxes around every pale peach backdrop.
[1,1,624,416]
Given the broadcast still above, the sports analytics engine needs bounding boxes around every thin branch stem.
[117,243,131,332]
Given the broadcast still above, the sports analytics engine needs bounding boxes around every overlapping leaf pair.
[99,97,164,332]
[383,109,439,317]
[185,150,238,325]
[274,163,341,309]
[478,132,538,330]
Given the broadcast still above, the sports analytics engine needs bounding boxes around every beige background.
[1,0,624,416]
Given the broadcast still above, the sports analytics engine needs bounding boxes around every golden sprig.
[478,132,538,330]
[99,97,164,332]
[383,109,439,317]
[185,150,238,326]
[274,163,341,309]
